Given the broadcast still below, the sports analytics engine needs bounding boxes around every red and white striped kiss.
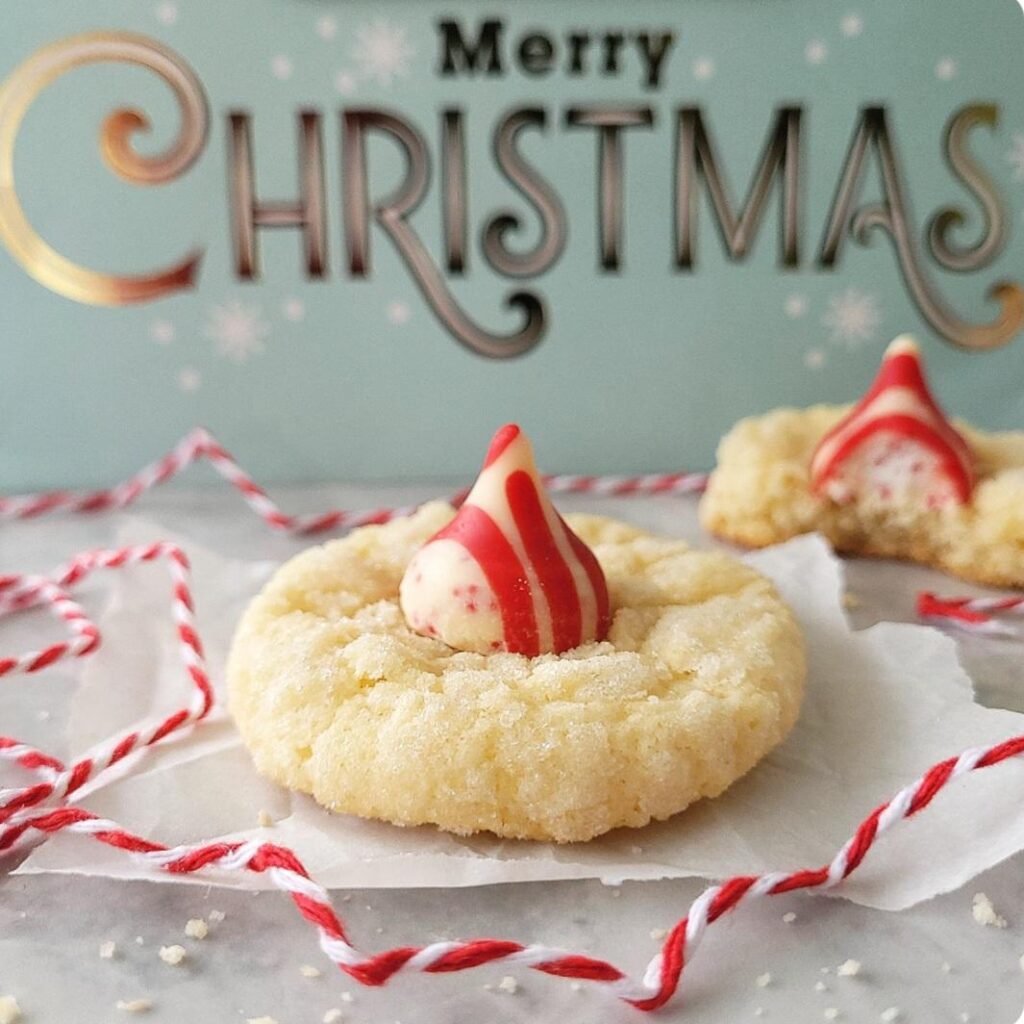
[399,424,611,656]
[810,336,974,508]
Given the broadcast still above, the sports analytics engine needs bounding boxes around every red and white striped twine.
[917,592,1024,637]
[0,427,709,534]
[2,429,1024,1010]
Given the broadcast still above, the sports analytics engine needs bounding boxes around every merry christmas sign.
[1,0,1023,489]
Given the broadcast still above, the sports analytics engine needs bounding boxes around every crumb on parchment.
[158,944,187,966]
[972,892,1007,928]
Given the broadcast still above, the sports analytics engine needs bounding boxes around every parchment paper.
[15,516,1024,911]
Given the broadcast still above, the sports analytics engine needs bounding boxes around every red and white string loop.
[917,591,1024,637]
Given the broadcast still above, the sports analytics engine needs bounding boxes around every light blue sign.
[1,0,1022,490]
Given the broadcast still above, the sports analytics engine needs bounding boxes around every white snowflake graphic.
[334,70,358,96]
[804,348,827,370]
[693,57,715,81]
[271,55,293,81]
[352,19,415,86]
[387,299,411,325]
[785,294,808,319]
[316,14,337,41]
[1006,133,1024,181]
[935,57,957,81]
[177,367,201,393]
[282,297,305,322]
[155,1,178,26]
[149,320,174,344]
[822,287,882,347]
[841,13,863,37]
[205,300,270,363]
[805,40,829,65]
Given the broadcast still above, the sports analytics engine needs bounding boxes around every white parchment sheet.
[16,514,1024,911]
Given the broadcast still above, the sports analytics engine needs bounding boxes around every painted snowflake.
[1007,133,1024,182]
[804,348,826,370]
[149,319,175,344]
[387,299,411,325]
[177,367,201,393]
[205,300,270,363]
[805,40,828,65]
[316,14,337,41]
[841,13,863,38]
[822,287,882,347]
[693,57,715,82]
[785,294,808,319]
[352,19,415,86]
[155,1,178,26]
[334,70,358,96]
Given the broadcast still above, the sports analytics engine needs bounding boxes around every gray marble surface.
[1,485,1023,1024]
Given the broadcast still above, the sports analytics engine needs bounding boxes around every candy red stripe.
[433,504,540,656]
[564,523,611,639]
[816,415,972,504]
[483,424,522,468]
[507,470,582,651]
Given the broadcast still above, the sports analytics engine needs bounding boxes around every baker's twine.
[0,427,709,532]
[1,430,1022,1009]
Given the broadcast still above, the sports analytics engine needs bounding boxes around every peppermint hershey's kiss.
[399,424,611,656]
[810,335,974,508]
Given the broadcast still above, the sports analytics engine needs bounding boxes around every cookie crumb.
[116,999,152,1013]
[0,996,20,1024]
[782,912,797,924]
[208,909,226,923]
[754,1010,765,1018]
[340,992,354,1004]
[649,928,668,941]
[185,918,208,940]
[756,972,772,988]
[158,944,187,966]
[246,1018,279,1024]
[815,981,827,992]
[299,965,321,979]
[971,892,1007,928]
[569,982,582,992]
[99,939,118,959]
[1019,953,1024,973]
[880,1009,900,1023]
[497,976,519,994]
[959,1013,970,1023]
[820,967,831,975]
[941,962,952,974]
[135,936,145,945]
[824,1010,840,1021]
[322,1011,343,1024]
[257,809,274,828]
[842,592,862,610]
[837,959,861,977]
[630,845,644,855]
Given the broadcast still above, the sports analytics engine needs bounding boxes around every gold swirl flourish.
[0,31,208,305]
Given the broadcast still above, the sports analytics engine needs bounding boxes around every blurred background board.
[1,0,1023,489]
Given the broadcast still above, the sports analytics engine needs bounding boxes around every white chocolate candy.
[399,424,610,656]
[810,336,973,508]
